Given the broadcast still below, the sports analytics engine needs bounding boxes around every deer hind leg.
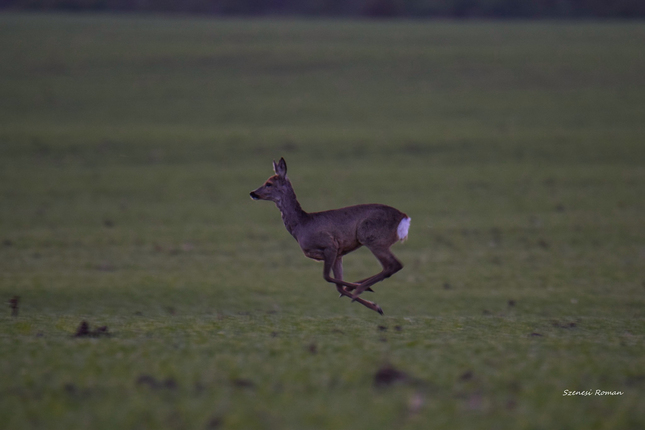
[351,246,403,300]
[326,253,383,315]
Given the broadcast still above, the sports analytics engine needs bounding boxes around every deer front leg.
[331,257,373,294]
[336,284,383,315]
[332,256,346,298]
[321,249,361,291]
[326,252,383,315]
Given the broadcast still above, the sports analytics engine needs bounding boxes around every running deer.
[250,158,410,315]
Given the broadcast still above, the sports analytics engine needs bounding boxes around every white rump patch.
[397,217,411,242]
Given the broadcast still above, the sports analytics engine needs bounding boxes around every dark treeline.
[1,0,644,18]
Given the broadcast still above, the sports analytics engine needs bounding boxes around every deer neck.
[275,181,307,238]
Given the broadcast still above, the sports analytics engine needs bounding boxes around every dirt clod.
[460,370,474,381]
[136,374,177,390]
[374,364,408,388]
[231,378,255,389]
[206,417,223,429]
[74,321,111,338]
[136,374,160,389]
[9,296,19,317]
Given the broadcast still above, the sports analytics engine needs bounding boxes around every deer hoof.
[376,305,384,315]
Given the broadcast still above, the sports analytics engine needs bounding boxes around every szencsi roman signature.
[563,389,624,396]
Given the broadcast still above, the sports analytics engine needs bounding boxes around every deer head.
[250,158,289,202]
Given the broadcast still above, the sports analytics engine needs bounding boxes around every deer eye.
[265,182,273,187]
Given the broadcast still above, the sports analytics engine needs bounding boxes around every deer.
[250,158,410,315]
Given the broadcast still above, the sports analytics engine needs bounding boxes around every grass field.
[1,13,645,429]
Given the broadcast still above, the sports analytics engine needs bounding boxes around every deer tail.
[397,217,411,242]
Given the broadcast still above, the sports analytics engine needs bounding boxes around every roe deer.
[250,158,410,315]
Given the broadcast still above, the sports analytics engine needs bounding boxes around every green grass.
[1,13,645,429]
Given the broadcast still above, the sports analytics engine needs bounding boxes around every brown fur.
[250,158,409,315]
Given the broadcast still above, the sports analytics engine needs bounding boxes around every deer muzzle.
[249,191,260,200]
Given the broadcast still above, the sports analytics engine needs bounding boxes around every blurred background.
[2,0,645,18]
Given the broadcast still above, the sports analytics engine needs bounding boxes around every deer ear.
[273,157,287,177]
